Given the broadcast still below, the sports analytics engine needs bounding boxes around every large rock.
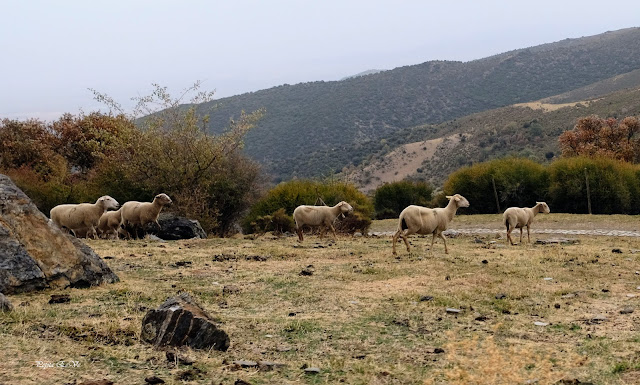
[141,292,229,351]
[142,213,207,240]
[0,174,118,294]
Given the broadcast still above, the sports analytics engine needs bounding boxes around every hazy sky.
[1,0,638,120]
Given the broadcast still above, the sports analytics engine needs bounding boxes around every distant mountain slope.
[197,28,640,181]
[340,69,384,80]
[345,84,640,191]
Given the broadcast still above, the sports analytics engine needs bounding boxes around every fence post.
[584,168,592,215]
[491,176,501,213]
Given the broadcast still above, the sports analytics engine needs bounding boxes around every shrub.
[243,179,373,234]
[442,158,549,214]
[373,180,434,219]
[548,157,640,214]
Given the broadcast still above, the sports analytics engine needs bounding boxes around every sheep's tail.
[504,217,510,231]
[401,217,408,231]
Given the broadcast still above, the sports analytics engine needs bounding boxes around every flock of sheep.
[48,192,551,253]
[49,193,173,240]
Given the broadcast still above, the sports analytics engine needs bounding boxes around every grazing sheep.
[293,201,353,241]
[119,193,172,239]
[503,202,550,245]
[392,194,470,255]
[50,196,120,239]
[97,208,123,240]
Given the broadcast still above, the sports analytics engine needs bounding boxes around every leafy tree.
[559,115,640,162]
[92,82,265,235]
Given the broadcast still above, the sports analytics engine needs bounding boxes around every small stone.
[304,367,321,374]
[78,381,114,385]
[589,315,608,324]
[534,321,548,326]
[554,304,561,309]
[627,294,637,298]
[233,360,258,368]
[223,285,241,295]
[620,307,634,314]
[300,265,315,276]
[419,295,434,302]
[265,334,273,338]
[144,376,165,384]
[288,312,296,317]
[433,347,445,354]
[482,259,488,264]
[601,288,610,293]
[49,294,71,304]
[0,293,13,312]
[612,248,623,253]
[561,293,576,299]
[234,380,252,385]
[446,308,461,314]
[495,293,506,300]
[543,277,553,281]
[475,315,488,321]
[166,351,194,365]
[258,361,286,371]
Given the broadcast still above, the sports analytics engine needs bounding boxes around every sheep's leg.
[329,223,337,240]
[402,232,410,252]
[526,225,531,243]
[296,226,304,242]
[392,231,399,255]
[506,227,514,245]
[430,233,437,253]
[439,232,449,254]
[519,228,523,244]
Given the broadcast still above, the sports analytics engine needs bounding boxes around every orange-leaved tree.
[558,115,640,162]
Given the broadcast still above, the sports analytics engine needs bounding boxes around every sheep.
[503,202,550,245]
[97,208,123,240]
[119,193,172,239]
[293,201,353,241]
[392,194,470,255]
[50,196,120,239]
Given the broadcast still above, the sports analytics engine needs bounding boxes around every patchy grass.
[1,218,640,384]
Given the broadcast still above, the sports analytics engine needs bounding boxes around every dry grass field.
[2,214,640,384]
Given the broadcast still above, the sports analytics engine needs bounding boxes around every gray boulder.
[142,213,207,240]
[0,174,118,294]
[141,292,229,351]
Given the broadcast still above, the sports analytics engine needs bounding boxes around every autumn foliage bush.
[0,83,264,235]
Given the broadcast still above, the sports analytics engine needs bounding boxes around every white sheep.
[503,202,550,245]
[97,208,123,240]
[50,196,120,239]
[293,201,353,241]
[119,193,172,239]
[392,194,470,255]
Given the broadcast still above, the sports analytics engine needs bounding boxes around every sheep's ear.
[454,196,461,202]
[445,195,452,199]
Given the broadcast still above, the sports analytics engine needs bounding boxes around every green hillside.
[196,28,640,181]
[344,84,640,189]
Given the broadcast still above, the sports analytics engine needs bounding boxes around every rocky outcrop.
[141,292,229,351]
[0,174,118,294]
[142,213,207,240]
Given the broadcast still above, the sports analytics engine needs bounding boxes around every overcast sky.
[1,0,638,120]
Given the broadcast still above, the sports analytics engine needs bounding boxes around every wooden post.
[491,176,501,213]
[584,168,592,215]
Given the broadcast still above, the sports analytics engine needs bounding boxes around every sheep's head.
[338,201,354,214]
[446,194,470,208]
[154,193,173,206]
[98,195,119,210]
[537,202,550,214]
